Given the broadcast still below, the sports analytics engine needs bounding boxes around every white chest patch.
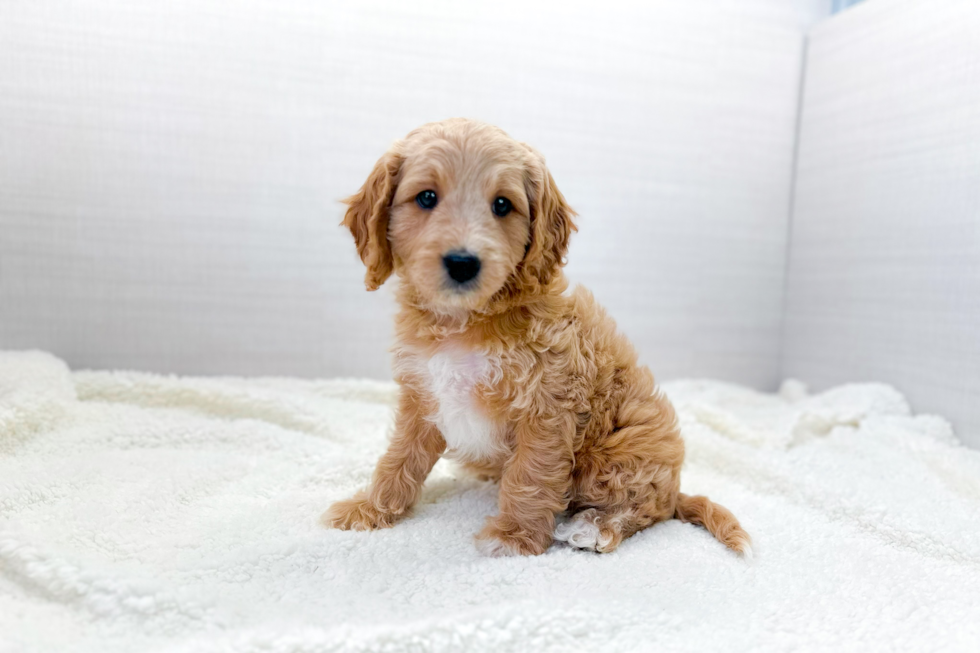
[413,348,504,462]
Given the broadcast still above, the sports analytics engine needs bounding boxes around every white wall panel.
[782,0,980,446]
[0,0,806,385]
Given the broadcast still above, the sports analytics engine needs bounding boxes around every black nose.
[443,252,481,284]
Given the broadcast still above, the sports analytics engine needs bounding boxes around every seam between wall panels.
[775,34,810,389]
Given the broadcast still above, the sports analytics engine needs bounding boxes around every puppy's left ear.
[342,149,403,291]
[522,147,577,288]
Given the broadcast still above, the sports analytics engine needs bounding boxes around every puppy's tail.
[675,493,752,557]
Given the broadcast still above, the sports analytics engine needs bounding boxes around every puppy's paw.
[474,518,549,557]
[553,508,617,553]
[321,492,396,531]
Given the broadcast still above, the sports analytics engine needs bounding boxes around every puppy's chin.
[401,273,500,319]
[421,282,495,317]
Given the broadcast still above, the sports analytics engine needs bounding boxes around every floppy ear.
[342,150,403,290]
[521,149,577,288]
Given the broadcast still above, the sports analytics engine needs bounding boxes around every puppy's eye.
[491,197,512,218]
[415,190,438,210]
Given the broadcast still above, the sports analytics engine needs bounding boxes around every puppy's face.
[343,119,575,314]
[387,129,532,312]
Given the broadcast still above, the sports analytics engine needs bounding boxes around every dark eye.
[491,197,512,217]
[416,190,438,210]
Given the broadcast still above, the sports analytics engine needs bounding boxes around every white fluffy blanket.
[2,350,979,652]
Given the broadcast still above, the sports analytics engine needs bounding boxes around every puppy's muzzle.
[443,251,481,285]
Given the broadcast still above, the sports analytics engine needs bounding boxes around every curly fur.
[324,118,750,557]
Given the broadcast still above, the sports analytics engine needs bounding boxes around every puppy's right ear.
[343,149,403,290]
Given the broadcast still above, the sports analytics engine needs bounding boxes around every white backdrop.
[782,0,980,446]
[0,0,819,386]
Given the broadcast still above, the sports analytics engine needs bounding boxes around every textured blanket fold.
[1,350,978,652]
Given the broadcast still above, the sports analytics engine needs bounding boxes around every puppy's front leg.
[475,412,575,556]
[323,386,445,530]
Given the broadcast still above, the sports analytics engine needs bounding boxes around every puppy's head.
[343,118,576,313]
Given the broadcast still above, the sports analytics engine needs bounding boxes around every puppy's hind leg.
[558,396,684,553]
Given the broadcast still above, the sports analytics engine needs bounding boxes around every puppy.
[324,118,750,556]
